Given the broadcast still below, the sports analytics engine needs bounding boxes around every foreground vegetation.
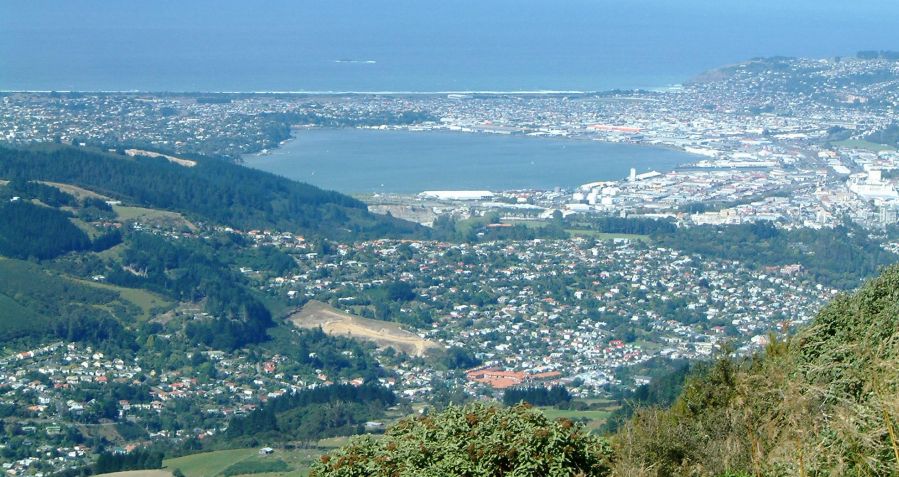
[310,403,613,477]
[611,265,899,476]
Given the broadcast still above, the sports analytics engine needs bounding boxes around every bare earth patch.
[289,300,441,357]
[125,148,197,167]
[39,181,111,200]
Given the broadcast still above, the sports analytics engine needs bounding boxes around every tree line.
[225,384,396,443]
[93,450,163,474]
[107,232,274,350]
[654,221,895,289]
[503,385,571,406]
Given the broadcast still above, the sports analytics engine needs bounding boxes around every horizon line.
[0,87,684,96]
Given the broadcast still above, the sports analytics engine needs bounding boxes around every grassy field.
[289,300,440,356]
[511,220,650,242]
[70,277,175,320]
[113,205,197,230]
[124,149,197,168]
[511,219,552,228]
[96,242,127,260]
[0,257,173,341]
[163,442,351,477]
[70,217,104,238]
[39,181,196,230]
[565,229,650,242]
[314,436,351,448]
[538,405,617,433]
[165,449,261,477]
[832,139,895,152]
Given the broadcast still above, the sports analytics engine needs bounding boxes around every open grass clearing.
[69,277,174,320]
[165,449,260,477]
[70,217,104,238]
[96,242,127,260]
[112,205,197,230]
[565,229,650,242]
[504,220,651,242]
[832,139,895,152]
[538,406,616,433]
[163,444,350,477]
[125,148,197,168]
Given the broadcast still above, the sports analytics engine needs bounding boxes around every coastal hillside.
[0,145,425,240]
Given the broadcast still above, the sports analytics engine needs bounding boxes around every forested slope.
[0,258,139,343]
[0,146,422,353]
[0,145,424,240]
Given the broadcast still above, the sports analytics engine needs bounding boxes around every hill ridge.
[0,144,424,240]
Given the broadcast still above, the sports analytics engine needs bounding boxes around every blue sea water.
[244,128,696,193]
[2,0,898,92]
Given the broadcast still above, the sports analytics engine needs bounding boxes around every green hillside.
[164,446,339,477]
[612,265,899,476]
[0,288,47,338]
[0,258,170,342]
[0,200,92,259]
[165,449,262,477]
[0,145,424,240]
[0,145,426,348]
[0,176,295,351]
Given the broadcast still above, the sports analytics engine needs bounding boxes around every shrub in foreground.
[310,402,613,477]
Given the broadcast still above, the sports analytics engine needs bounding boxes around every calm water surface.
[3,1,897,92]
[245,128,697,193]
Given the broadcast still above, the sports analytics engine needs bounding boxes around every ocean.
[2,1,898,92]
[243,128,696,194]
[4,1,897,192]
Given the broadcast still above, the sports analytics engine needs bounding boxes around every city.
[2,53,899,476]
